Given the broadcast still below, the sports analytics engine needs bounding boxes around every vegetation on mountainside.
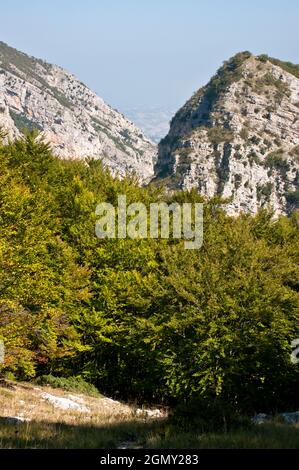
[9,110,43,133]
[0,132,298,420]
[170,51,252,127]
[207,126,234,144]
[258,54,299,80]
[0,41,73,110]
[0,41,51,79]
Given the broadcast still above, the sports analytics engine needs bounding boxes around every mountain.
[122,106,176,143]
[154,52,299,215]
[0,41,156,180]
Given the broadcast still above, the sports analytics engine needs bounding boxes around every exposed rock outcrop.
[155,52,299,215]
[0,41,156,180]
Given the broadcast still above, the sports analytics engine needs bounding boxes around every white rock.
[4,416,31,424]
[136,408,165,419]
[41,392,90,412]
[67,394,86,404]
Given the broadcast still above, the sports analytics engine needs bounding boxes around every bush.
[207,126,234,144]
[264,150,290,174]
[9,110,43,133]
[289,145,299,162]
[35,375,101,397]
[267,57,299,80]
[248,151,261,166]
[240,127,249,141]
[257,182,274,202]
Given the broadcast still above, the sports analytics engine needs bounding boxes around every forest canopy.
[0,132,298,413]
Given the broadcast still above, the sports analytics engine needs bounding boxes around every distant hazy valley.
[121,105,176,143]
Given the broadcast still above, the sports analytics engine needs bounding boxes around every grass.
[0,380,163,448]
[207,127,234,145]
[143,423,299,449]
[0,417,163,449]
[0,382,298,449]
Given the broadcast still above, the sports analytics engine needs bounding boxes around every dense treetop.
[0,133,298,412]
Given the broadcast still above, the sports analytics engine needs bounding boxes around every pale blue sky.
[1,0,298,110]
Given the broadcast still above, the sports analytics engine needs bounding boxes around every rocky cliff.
[0,41,156,180]
[155,52,299,215]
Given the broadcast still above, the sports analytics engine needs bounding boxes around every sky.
[1,0,299,111]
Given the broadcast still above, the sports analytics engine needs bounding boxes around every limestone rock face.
[0,41,156,181]
[155,52,299,215]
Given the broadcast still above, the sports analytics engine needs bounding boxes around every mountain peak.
[154,52,299,215]
[0,41,156,180]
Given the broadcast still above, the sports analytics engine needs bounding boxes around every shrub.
[234,173,242,189]
[207,126,234,144]
[9,110,43,132]
[264,150,290,174]
[240,127,249,141]
[257,182,274,202]
[266,56,299,80]
[35,375,101,397]
[289,145,299,162]
[254,72,291,102]
[248,151,261,166]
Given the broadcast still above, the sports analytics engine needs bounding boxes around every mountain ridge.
[0,41,156,180]
[154,52,299,215]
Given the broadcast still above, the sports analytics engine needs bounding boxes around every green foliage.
[157,52,254,179]
[0,41,50,79]
[264,150,290,174]
[0,133,298,416]
[234,173,242,189]
[239,127,249,141]
[258,54,299,80]
[9,111,43,133]
[91,117,131,153]
[35,375,100,396]
[0,42,72,111]
[257,182,274,202]
[48,87,73,110]
[207,127,234,145]
[208,51,252,96]
[144,422,299,449]
[289,145,299,162]
[172,52,252,128]
[248,151,261,166]
[254,73,291,100]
